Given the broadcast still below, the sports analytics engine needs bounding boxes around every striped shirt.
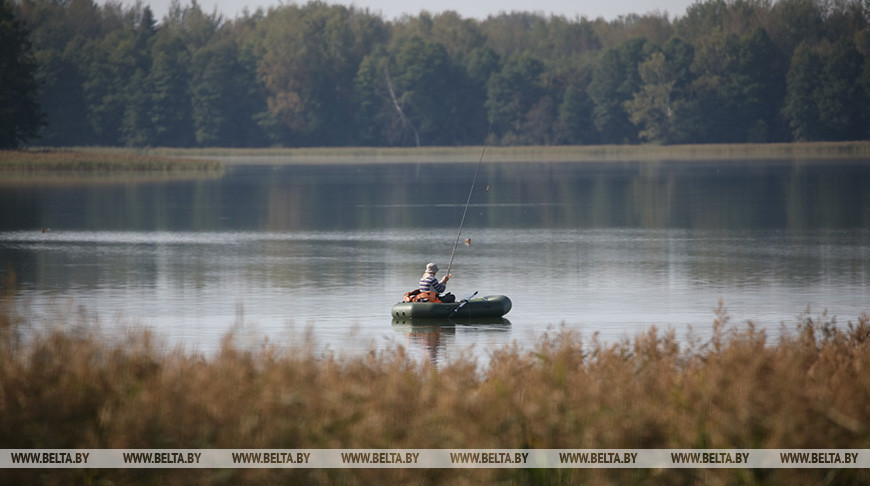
[419,274,446,294]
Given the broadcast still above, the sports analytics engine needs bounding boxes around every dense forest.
[3,0,870,148]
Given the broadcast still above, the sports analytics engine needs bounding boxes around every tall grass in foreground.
[1,273,868,484]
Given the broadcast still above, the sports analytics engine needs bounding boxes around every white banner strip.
[2,449,868,469]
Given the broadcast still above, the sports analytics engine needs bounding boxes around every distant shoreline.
[148,141,870,164]
[2,142,868,170]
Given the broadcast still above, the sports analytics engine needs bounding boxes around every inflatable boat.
[391,294,512,319]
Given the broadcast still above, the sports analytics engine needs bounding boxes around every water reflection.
[395,323,455,364]
[392,318,512,365]
[4,160,869,233]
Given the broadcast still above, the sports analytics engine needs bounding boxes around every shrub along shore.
[1,271,869,484]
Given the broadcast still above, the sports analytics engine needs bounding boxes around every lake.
[1,158,868,365]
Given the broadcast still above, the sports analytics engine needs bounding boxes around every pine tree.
[0,0,44,147]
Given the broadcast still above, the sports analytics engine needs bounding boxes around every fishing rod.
[445,141,487,278]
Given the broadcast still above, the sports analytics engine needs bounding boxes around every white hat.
[425,263,439,274]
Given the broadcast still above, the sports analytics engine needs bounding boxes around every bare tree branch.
[384,68,420,147]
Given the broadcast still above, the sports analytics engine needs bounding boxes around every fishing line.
[446,140,487,278]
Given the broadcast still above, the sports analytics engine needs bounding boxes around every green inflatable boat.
[391,294,512,319]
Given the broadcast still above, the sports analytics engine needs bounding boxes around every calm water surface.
[1,160,868,364]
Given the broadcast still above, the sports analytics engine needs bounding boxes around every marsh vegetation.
[0,149,221,172]
[151,141,870,163]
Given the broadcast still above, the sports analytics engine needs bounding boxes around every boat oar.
[448,291,478,318]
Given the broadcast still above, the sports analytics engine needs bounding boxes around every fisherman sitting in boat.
[408,263,455,303]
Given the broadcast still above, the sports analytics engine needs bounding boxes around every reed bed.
[1,272,868,484]
[0,149,222,171]
[4,142,868,168]
[145,141,870,164]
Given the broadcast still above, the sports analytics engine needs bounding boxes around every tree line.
[3,0,869,148]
